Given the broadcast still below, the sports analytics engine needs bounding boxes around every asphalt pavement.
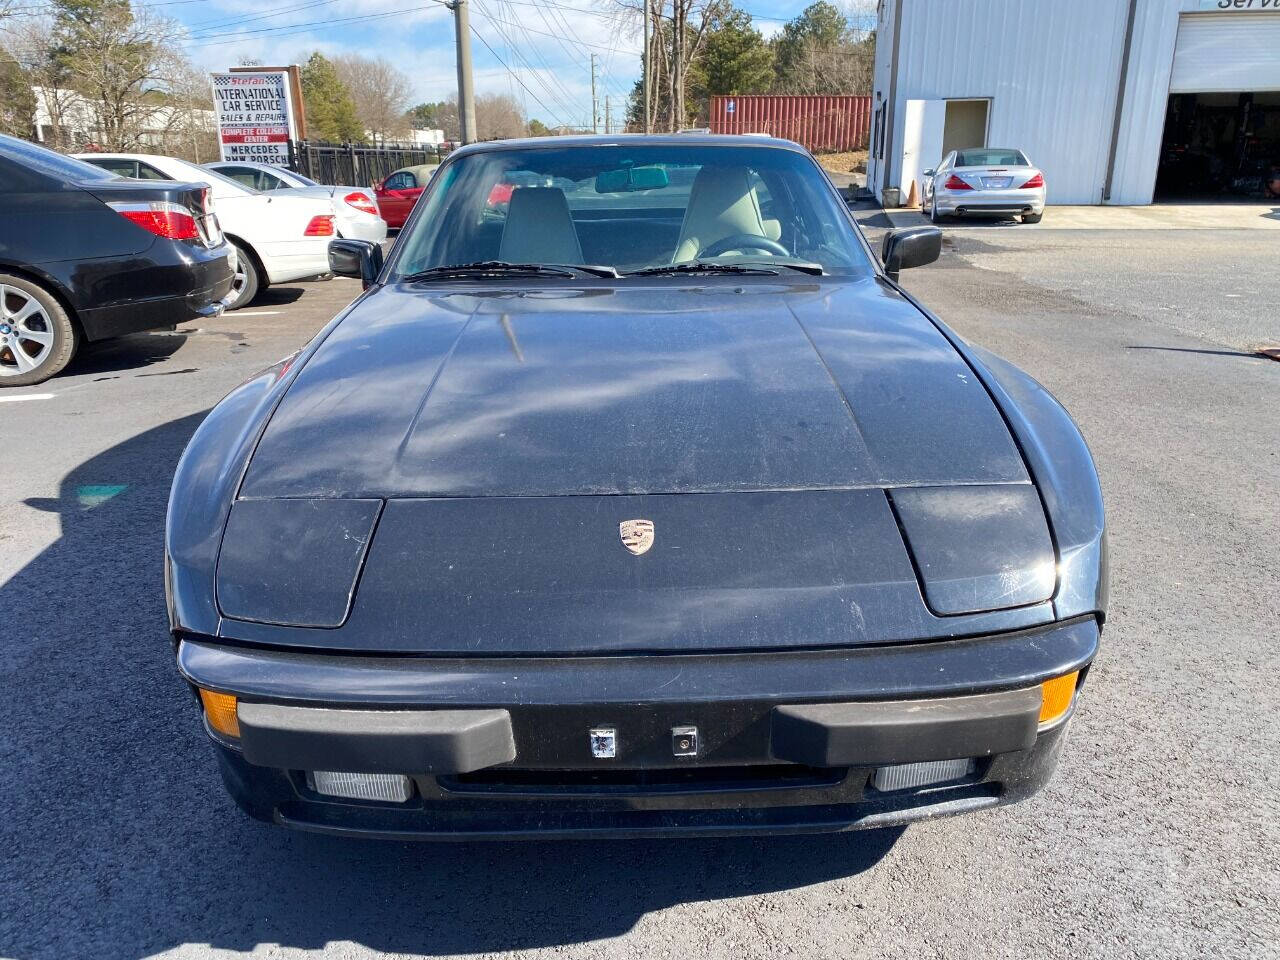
[1,220,1277,960]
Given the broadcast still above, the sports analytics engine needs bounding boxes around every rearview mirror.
[328,238,384,289]
[880,226,942,282]
[922,168,935,178]
[595,165,669,193]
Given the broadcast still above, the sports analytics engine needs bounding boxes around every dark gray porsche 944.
[167,135,1107,839]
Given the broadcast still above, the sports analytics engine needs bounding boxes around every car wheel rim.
[0,284,54,377]
[231,258,249,301]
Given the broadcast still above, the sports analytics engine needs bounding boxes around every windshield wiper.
[400,261,620,281]
[625,262,780,277]
[732,260,825,276]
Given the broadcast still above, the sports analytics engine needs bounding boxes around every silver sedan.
[921,148,1046,225]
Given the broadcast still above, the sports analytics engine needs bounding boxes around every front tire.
[0,274,77,387]
[1022,211,1043,224]
[226,241,260,309]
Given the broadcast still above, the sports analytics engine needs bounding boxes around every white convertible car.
[75,153,336,309]
[919,148,1047,225]
[203,160,387,245]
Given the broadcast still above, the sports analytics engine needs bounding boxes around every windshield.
[282,169,319,186]
[0,134,121,182]
[389,143,870,279]
[179,161,259,195]
[956,149,1029,167]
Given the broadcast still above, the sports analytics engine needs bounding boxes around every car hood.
[240,278,1028,499]
[221,278,1055,654]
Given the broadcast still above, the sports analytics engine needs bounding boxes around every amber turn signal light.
[1039,672,1079,724]
[199,688,240,738]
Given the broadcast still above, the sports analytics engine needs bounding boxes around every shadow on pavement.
[248,285,307,307]
[1126,345,1261,359]
[0,413,901,960]
[66,329,191,378]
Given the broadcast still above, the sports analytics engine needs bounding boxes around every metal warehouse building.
[866,0,1280,206]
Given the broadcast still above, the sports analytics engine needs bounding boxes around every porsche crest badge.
[619,519,655,556]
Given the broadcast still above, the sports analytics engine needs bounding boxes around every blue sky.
[173,0,865,130]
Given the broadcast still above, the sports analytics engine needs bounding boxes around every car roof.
[206,160,280,170]
[391,163,439,175]
[446,133,808,158]
[75,152,172,160]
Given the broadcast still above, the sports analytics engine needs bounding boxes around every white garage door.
[1170,13,1280,93]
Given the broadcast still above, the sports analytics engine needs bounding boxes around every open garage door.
[1156,13,1280,201]
[1169,13,1280,94]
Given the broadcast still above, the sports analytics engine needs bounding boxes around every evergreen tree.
[689,7,773,101]
[299,51,362,142]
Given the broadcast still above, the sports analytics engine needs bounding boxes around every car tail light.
[1039,671,1079,724]
[343,192,378,216]
[198,688,240,738]
[1019,172,1044,189]
[107,201,200,240]
[304,214,335,236]
[943,174,973,191]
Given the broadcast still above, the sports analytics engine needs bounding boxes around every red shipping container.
[708,95,872,152]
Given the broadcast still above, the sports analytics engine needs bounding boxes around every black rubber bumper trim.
[770,687,1040,767]
[178,616,1099,708]
[237,703,516,774]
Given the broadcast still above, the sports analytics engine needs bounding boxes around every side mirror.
[880,226,942,283]
[328,238,384,289]
[922,168,935,178]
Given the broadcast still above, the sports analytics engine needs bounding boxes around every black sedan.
[0,135,234,386]
[168,135,1106,839]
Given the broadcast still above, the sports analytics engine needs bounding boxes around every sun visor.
[216,498,382,627]
[891,485,1055,616]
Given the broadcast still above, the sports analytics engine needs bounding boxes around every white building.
[866,0,1280,206]
[31,86,216,151]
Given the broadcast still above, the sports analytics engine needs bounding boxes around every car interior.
[395,148,862,275]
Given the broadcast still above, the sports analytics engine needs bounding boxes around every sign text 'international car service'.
[211,71,297,166]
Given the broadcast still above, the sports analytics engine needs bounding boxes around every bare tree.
[474,93,525,140]
[333,53,413,144]
[159,60,218,163]
[608,0,724,131]
[52,2,189,150]
[5,18,78,147]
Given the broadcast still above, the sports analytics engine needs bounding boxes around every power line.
[468,21,571,127]
[183,2,449,47]
[184,0,339,36]
[475,0,585,120]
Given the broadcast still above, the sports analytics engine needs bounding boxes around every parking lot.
[2,218,1278,960]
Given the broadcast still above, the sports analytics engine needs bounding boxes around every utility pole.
[605,96,611,135]
[450,0,477,144]
[642,0,651,133]
[590,53,599,135]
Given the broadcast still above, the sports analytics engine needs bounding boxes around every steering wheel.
[698,234,790,258]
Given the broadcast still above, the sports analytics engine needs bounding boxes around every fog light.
[1039,671,1079,725]
[308,770,413,803]
[198,689,239,738]
[872,758,975,792]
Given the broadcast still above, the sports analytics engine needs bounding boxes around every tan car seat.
[499,186,583,263]
[673,165,770,263]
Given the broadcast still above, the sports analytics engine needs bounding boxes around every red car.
[373,164,438,229]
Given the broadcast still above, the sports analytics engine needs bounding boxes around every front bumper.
[179,617,1098,839]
